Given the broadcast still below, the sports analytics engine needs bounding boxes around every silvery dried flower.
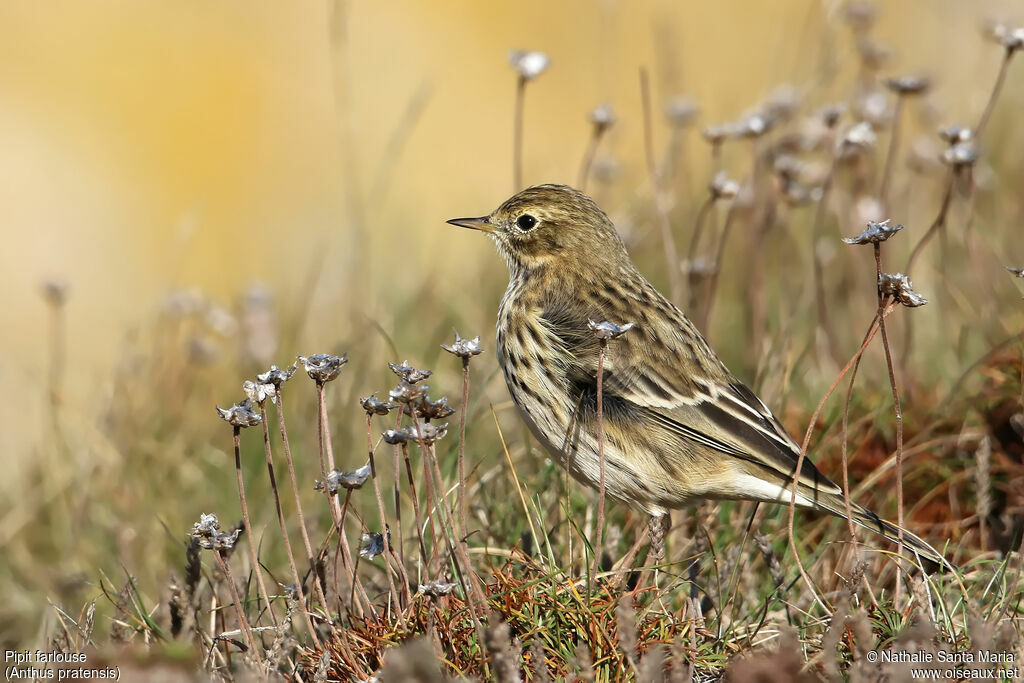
[256,363,298,388]
[242,379,277,405]
[684,259,717,278]
[938,125,972,145]
[40,278,69,308]
[986,22,1024,51]
[589,103,616,131]
[360,394,398,416]
[441,332,483,359]
[844,1,877,32]
[383,423,449,446]
[942,143,979,168]
[702,123,736,145]
[664,96,699,127]
[298,353,347,384]
[1005,266,1024,278]
[216,399,262,428]
[588,320,636,341]
[738,113,772,138]
[854,90,891,126]
[509,50,550,80]
[883,75,931,96]
[316,465,372,494]
[763,85,800,123]
[359,528,390,560]
[191,513,241,551]
[878,272,928,307]
[843,219,904,245]
[841,121,877,149]
[820,104,846,129]
[407,396,456,421]
[388,360,432,384]
[418,580,458,597]
[709,172,740,200]
[389,380,429,405]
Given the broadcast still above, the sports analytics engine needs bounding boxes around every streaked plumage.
[448,184,951,570]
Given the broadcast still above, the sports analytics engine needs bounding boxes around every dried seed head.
[316,464,372,494]
[359,527,390,560]
[878,272,928,307]
[986,22,1024,51]
[938,124,973,145]
[360,394,399,416]
[1005,266,1024,278]
[406,395,456,421]
[883,75,931,96]
[843,218,904,245]
[190,513,241,551]
[389,380,428,405]
[820,103,846,128]
[854,89,891,126]
[40,277,69,308]
[763,85,801,123]
[384,422,449,446]
[297,353,348,384]
[588,103,616,131]
[388,360,433,384]
[780,180,822,206]
[588,319,636,341]
[242,379,277,405]
[441,332,483,359]
[702,123,737,144]
[216,399,262,428]
[664,95,699,127]
[417,580,458,597]
[509,50,550,80]
[844,1,878,32]
[256,363,298,388]
[840,121,877,150]
[709,171,740,200]
[738,112,773,138]
[941,142,979,168]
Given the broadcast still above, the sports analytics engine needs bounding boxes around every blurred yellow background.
[0,0,1017,476]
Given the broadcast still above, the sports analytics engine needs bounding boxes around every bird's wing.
[540,295,842,496]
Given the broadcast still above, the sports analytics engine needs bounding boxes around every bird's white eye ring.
[516,214,538,231]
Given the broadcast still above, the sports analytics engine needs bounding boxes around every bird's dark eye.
[516,214,537,231]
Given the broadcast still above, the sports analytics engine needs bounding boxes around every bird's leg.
[646,513,671,584]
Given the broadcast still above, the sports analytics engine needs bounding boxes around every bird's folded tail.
[814,495,956,573]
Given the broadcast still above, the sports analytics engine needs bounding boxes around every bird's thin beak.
[446,215,494,233]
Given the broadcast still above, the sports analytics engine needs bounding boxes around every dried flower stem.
[401,442,431,571]
[391,411,405,569]
[974,47,1017,140]
[513,75,526,191]
[456,358,472,548]
[789,301,898,611]
[686,196,715,267]
[593,339,608,582]
[365,415,403,610]
[810,159,844,366]
[905,171,955,274]
[231,426,278,627]
[578,124,608,192]
[212,548,262,665]
[273,392,330,621]
[256,403,322,648]
[874,245,905,605]
[640,67,683,304]
[878,95,905,214]
[700,202,738,334]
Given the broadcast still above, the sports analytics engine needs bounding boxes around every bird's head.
[447,184,627,274]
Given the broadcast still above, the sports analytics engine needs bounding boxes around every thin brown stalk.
[686,196,715,266]
[513,75,526,191]
[231,426,278,627]
[810,158,843,366]
[457,358,472,547]
[212,549,262,666]
[878,95,905,215]
[905,171,955,275]
[401,442,431,572]
[391,411,405,568]
[700,202,738,334]
[256,403,322,648]
[640,67,682,304]
[974,47,1017,141]
[593,341,608,582]
[273,393,330,621]
[578,124,608,192]
[788,303,897,611]
[365,415,402,610]
[874,246,905,605]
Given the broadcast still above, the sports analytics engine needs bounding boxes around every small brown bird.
[448,184,952,571]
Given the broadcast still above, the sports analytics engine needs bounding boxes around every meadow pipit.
[449,184,951,570]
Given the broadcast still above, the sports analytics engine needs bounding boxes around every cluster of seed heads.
[215,399,262,428]
[298,353,348,384]
[843,219,904,245]
[190,513,241,551]
[315,465,372,495]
